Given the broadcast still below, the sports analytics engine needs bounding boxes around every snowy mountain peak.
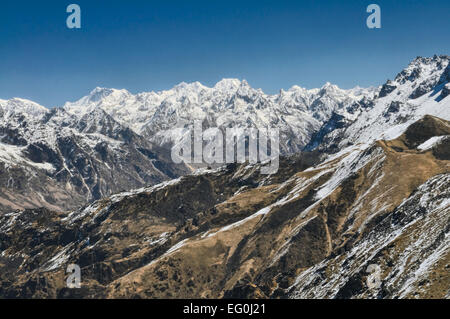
[287,85,306,92]
[63,87,133,116]
[325,56,450,152]
[320,81,338,90]
[173,81,207,92]
[394,55,449,85]
[213,78,242,91]
[411,54,449,66]
[87,87,131,102]
[0,98,48,118]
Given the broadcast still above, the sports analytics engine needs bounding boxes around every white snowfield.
[417,135,449,151]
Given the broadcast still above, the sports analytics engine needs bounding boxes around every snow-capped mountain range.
[0,98,188,212]
[61,56,449,156]
[0,55,449,214]
[63,79,378,154]
[0,55,449,299]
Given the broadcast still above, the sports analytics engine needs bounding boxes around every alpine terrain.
[0,55,449,299]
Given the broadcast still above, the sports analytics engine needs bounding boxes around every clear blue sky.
[1,0,449,107]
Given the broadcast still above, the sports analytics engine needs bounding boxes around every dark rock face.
[349,97,374,112]
[410,82,434,99]
[378,81,397,98]
[384,101,402,117]
[0,127,28,146]
[441,84,450,99]
[395,58,424,84]
[304,112,348,151]
[432,137,450,160]
[409,57,450,99]
[403,115,450,148]
[438,63,450,86]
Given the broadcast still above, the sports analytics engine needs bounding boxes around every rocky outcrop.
[441,83,450,99]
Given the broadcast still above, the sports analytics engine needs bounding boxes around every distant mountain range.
[0,98,189,212]
[63,78,378,154]
[0,69,380,212]
[0,55,449,299]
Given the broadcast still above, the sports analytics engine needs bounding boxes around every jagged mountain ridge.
[64,79,378,154]
[311,55,450,152]
[0,99,189,212]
